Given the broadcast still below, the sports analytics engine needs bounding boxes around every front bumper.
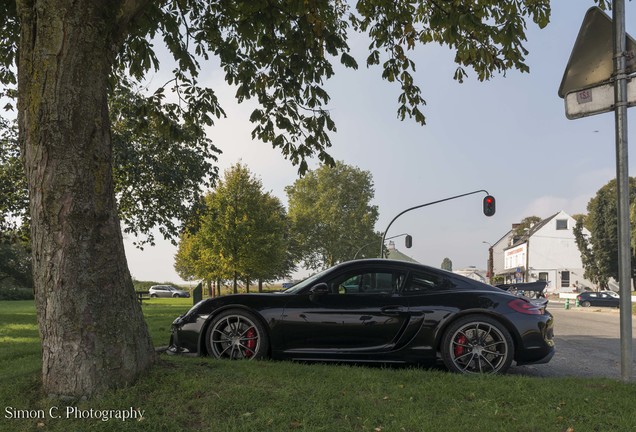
[167,314,205,355]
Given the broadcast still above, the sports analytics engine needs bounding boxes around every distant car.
[168,259,555,374]
[149,285,190,298]
[577,291,619,308]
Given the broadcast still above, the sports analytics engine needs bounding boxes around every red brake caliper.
[454,334,467,357]
[244,327,257,357]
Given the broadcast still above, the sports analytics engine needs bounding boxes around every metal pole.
[613,0,633,382]
[380,190,489,257]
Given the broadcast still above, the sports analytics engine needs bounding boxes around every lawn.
[1,299,636,432]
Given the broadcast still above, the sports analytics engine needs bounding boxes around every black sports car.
[168,259,555,374]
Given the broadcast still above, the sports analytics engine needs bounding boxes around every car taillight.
[577,295,582,301]
[508,298,543,315]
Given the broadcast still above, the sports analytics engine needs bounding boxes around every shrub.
[0,285,34,300]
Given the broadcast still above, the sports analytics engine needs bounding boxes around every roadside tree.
[175,164,292,293]
[573,178,636,289]
[287,162,380,269]
[441,258,453,271]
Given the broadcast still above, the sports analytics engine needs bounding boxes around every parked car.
[149,285,190,298]
[168,259,555,374]
[577,291,619,308]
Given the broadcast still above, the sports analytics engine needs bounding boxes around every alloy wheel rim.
[449,322,508,373]
[210,315,260,360]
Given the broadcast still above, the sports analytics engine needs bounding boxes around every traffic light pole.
[380,189,490,258]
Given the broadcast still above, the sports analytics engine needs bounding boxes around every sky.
[123,2,636,285]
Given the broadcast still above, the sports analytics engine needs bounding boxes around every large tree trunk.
[17,0,155,398]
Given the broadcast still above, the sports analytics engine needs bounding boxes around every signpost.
[559,6,636,100]
[565,78,636,119]
[559,4,633,382]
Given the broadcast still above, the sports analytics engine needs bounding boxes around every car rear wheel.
[206,310,268,360]
[581,301,591,307]
[441,315,514,374]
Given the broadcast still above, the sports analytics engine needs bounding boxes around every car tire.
[205,309,269,360]
[441,315,514,374]
[150,294,158,298]
[581,301,591,307]
[172,293,180,298]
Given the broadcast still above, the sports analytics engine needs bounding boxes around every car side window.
[331,271,405,295]
[403,271,445,293]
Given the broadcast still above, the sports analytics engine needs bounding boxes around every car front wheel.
[205,310,268,360]
[441,315,514,374]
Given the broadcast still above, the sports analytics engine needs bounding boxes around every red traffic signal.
[483,195,496,217]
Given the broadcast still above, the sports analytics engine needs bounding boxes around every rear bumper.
[514,311,555,365]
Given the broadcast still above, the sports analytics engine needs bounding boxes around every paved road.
[508,304,636,379]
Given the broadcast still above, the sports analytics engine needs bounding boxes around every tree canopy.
[1,1,560,176]
[175,164,292,292]
[441,257,453,271]
[573,178,636,289]
[513,216,542,239]
[286,161,380,269]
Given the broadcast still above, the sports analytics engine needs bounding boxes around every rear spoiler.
[496,281,548,294]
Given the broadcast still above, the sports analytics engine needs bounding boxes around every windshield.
[283,267,333,294]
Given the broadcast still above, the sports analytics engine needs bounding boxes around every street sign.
[565,77,636,119]
[558,7,636,98]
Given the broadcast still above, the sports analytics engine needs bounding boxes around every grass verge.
[1,299,635,432]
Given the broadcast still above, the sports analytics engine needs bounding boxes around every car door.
[586,292,599,306]
[279,267,409,356]
[599,292,617,307]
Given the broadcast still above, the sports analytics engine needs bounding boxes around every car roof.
[332,259,498,291]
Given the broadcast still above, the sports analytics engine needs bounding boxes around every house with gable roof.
[385,241,419,263]
[491,210,593,292]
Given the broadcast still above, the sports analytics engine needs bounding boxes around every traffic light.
[483,195,496,217]
[405,235,413,248]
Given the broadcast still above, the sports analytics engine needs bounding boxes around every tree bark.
[17,0,155,398]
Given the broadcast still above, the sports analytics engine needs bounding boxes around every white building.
[494,211,593,292]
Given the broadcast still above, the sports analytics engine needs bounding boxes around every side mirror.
[309,283,330,296]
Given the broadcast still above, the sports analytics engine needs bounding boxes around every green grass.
[1,300,636,432]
